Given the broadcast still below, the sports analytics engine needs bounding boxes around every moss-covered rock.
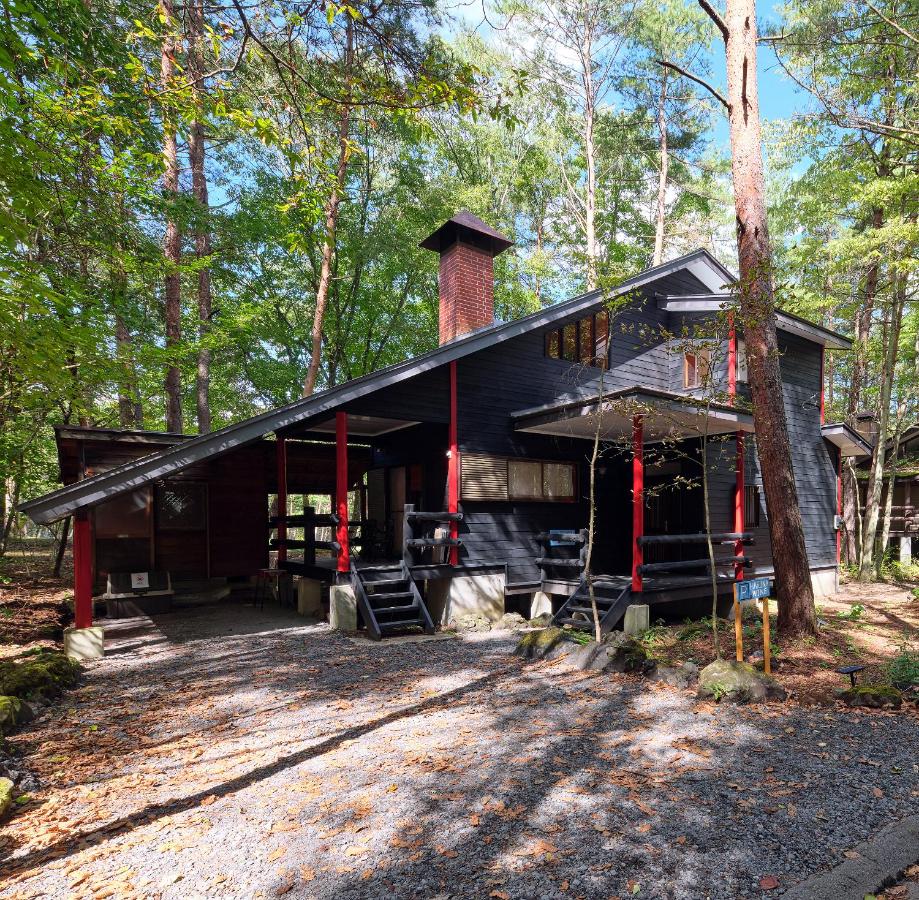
[515,626,570,660]
[0,696,33,734]
[528,613,553,628]
[565,633,654,673]
[0,650,79,701]
[841,684,902,709]
[697,658,787,703]
[0,777,13,820]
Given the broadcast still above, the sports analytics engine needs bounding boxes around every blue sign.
[735,577,771,602]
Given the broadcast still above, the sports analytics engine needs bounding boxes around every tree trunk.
[161,0,183,433]
[579,30,599,290]
[53,516,70,577]
[653,71,669,267]
[721,0,815,636]
[302,21,354,398]
[876,417,903,577]
[187,0,212,433]
[859,273,905,578]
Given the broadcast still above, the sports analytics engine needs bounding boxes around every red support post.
[728,311,737,402]
[836,448,843,565]
[336,412,349,574]
[632,415,644,592]
[276,435,288,566]
[734,433,745,582]
[448,361,459,566]
[73,511,94,629]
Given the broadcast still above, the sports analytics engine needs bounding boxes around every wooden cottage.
[22,212,865,648]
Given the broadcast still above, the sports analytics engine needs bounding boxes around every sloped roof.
[19,248,847,525]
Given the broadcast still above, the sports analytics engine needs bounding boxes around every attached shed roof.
[20,248,847,525]
[821,423,873,458]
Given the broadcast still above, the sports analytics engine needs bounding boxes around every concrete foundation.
[810,567,839,598]
[529,591,553,619]
[426,572,506,625]
[900,535,913,566]
[297,578,323,617]
[64,625,104,661]
[623,604,649,636]
[329,584,357,632]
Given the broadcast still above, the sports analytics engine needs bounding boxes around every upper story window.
[683,347,711,389]
[545,310,609,368]
[736,338,748,383]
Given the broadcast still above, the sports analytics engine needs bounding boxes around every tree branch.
[697,0,729,43]
[866,1,919,44]
[656,60,729,111]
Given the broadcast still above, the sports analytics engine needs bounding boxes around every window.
[461,454,576,502]
[508,460,542,500]
[736,338,748,383]
[744,484,760,529]
[156,482,207,530]
[683,348,711,389]
[94,489,151,539]
[544,311,609,368]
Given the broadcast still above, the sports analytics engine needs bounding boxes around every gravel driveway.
[1,603,917,899]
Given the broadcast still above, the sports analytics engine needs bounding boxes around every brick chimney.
[420,211,513,345]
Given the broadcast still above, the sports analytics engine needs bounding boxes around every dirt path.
[1,603,917,899]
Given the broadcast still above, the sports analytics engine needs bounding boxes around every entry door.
[388,466,406,557]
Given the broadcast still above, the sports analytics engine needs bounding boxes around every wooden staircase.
[350,562,435,641]
[552,576,633,636]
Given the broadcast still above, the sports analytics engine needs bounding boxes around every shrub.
[886,646,919,687]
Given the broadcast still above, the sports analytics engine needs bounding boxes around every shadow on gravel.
[1,663,519,878]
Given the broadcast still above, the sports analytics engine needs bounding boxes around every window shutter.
[460,454,508,501]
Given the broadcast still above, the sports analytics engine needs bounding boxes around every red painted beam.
[276,435,288,565]
[73,512,93,629]
[336,412,349,574]
[448,361,459,566]
[734,433,745,582]
[632,415,644,592]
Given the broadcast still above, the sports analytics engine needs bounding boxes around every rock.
[0,778,12,820]
[514,626,570,660]
[840,684,902,709]
[0,650,79,701]
[496,612,528,632]
[528,612,553,628]
[567,633,653,673]
[681,661,700,679]
[543,640,577,662]
[451,613,492,633]
[650,665,693,689]
[697,659,787,703]
[0,696,33,734]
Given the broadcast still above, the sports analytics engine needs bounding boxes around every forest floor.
[0,583,914,898]
[637,578,919,706]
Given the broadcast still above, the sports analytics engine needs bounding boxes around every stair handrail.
[350,560,382,641]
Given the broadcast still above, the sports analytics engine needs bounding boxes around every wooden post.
[73,511,93,629]
[336,412,349,574]
[761,595,771,674]
[448,360,459,566]
[734,433,745,581]
[632,415,644,592]
[733,585,743,662]
[276,435,287,565]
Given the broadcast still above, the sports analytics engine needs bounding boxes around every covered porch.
[511,387,757,629]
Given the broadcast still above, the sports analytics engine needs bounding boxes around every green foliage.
[837,603,866,622]
[886,645,919,686]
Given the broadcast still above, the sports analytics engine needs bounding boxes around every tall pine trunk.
[653,72,669,267]
[720,0,815,636]
[859,271,905,578]
[160,0,183,433]
[187,0,212,433]
[302,19,353,398]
